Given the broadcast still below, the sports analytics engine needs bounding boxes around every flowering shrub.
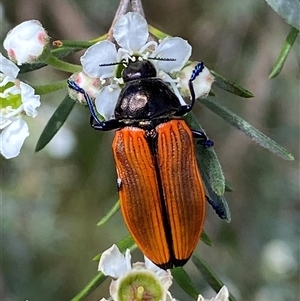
[0,1,295,301]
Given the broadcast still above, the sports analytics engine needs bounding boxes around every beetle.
[68,59,214,269]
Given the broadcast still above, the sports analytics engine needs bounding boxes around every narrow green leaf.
[264,0,300,30]
[45,54,81,73]
[70,272,106,301]
[33,80,67,95]
[97,200,120,226]
[196,144,226,197]
[117,235,137,253]
[148,25,170,39]
[207,192,231,222]
[185,113,231,221]
[185,113,226,196]
[172,267,199,299]
[200,230,213,246]
[19,48,78,73]
[56,40,95,48]
[269,27,299,78]
[93,235,136,261]
[35,94,75,152]
[19,62,47,73]
[192,255,238,301]
[225,180,234,192]
[200,98,294,161]
[73,237,136,301]
[210,70,254,98]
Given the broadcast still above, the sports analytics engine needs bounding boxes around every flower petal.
[144,256,173,289]
[95,85,120,120]
[20,82,41,117]
[158,70,186,106]
[196,286,230,301]
[215,286,229,301]
[98,244,131,278]
[113,12,149,52]
[144,256,161,273]
[81,41,118,78]
[154,37,192,72]
[0,119,29,159]
[0,53,20,78]
[197,295,205,301]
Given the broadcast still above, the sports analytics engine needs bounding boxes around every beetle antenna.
[188,62,205,109]
[99,62,123,67]
[148,57,176,62]
[67,80,102,124]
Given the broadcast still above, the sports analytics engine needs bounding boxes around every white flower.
[98,244,174,301]
[3,20,49,65]
[80,12,192,120]
[197,286,230,301]
[0,53,40,159]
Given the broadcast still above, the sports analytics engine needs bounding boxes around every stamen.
[99,72,115,81]
[138,41,158,54]
[136,286,144,300]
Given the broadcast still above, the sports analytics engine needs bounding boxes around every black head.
[122,60,157,83]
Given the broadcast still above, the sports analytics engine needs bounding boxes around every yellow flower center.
[116,270,165,301]
[0,78,22,112]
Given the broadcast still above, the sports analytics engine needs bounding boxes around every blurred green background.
[1,0,299,300]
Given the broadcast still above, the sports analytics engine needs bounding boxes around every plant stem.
[45,54,81,73]
[131,0,145,17]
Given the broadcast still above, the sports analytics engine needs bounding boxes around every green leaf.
[70,272,106,301]
[185,113,231,221]
[19,48,78,73]
[73,236,136,301]
[93,235,136,261]
[225,180,234,192]
[33,80,67,95]
[210,70,254,98]
[269,27,299,78]
[204,181,231,222]
[185,113,226,196]
[200,230,213,246]
[117,235,137,253]
[97,200,120,226]
[35,94,75,152]
[264,0,300,30]
[172,267,199,299]
[55,40,95,48]
[44,54,81,73]
[192,255,238,301]
[148,25,170,39]
[200,98,294,161]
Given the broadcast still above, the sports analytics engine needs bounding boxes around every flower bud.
[178,62,214,99]
[68,72,102,104]
[4,20,50,65]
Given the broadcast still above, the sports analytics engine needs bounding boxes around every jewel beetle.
[68,59,214,269]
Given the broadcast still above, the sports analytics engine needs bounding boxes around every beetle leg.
[205,195,227,219]
[67,79,122,131]
[175,62,205,115]
[192,129,214,147]
[90,116,125,131]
